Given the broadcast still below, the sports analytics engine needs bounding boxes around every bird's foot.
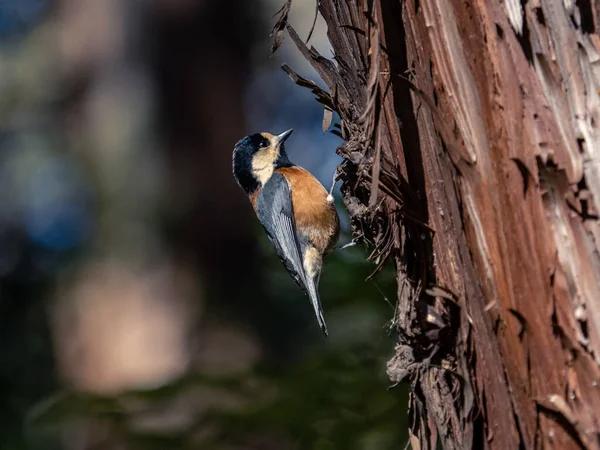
[327,168,339,205]
[335,237,360,252]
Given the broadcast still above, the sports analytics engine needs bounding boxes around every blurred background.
[0,0,408,448]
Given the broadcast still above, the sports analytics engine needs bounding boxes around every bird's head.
[232,129,294,194]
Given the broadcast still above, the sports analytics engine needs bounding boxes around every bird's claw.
[335,237,360,251]
[327,168,340,204]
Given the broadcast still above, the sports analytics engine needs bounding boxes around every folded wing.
[255,172,328,335]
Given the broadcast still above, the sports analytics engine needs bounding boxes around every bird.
[232,129,340,335]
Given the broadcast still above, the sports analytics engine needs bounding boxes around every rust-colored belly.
[276,167,340,254]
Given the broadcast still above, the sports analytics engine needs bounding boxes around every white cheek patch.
[252,150,276,184]
[251,134,280,185]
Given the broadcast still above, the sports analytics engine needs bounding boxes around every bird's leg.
[336,240,358,251]
[327,166,360,253]
[333,233,363,252]
[326,167,339,205]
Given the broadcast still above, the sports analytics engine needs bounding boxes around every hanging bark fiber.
[274,0,600,448]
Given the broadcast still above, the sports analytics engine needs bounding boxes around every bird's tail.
[305,275,328,336]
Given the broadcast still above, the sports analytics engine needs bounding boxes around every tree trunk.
[280,0,600,448]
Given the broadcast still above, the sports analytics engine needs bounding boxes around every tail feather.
[305,276,328,336]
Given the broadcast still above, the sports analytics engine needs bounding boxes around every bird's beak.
[276,129,293,145]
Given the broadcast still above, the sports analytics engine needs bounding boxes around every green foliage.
[24,244,409,450]
[26,352,408,449]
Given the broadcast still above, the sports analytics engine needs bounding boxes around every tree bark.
[280,0,600,448]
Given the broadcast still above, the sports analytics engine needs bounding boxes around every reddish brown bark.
[280,0,600,448]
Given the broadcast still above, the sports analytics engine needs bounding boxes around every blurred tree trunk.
[151,1,285,343]
[283,0,600,448]
[49,0,264,446]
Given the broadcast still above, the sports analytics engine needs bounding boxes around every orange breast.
[276,167,340,254]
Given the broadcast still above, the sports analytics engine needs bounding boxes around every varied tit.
[232,129,340,335]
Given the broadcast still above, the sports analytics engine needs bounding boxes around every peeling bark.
[278,0,600,448]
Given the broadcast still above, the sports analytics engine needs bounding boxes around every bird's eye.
[260,139,270,148]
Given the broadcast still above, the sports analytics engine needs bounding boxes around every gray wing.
[256,173,308,291]
[256,172,328,335]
